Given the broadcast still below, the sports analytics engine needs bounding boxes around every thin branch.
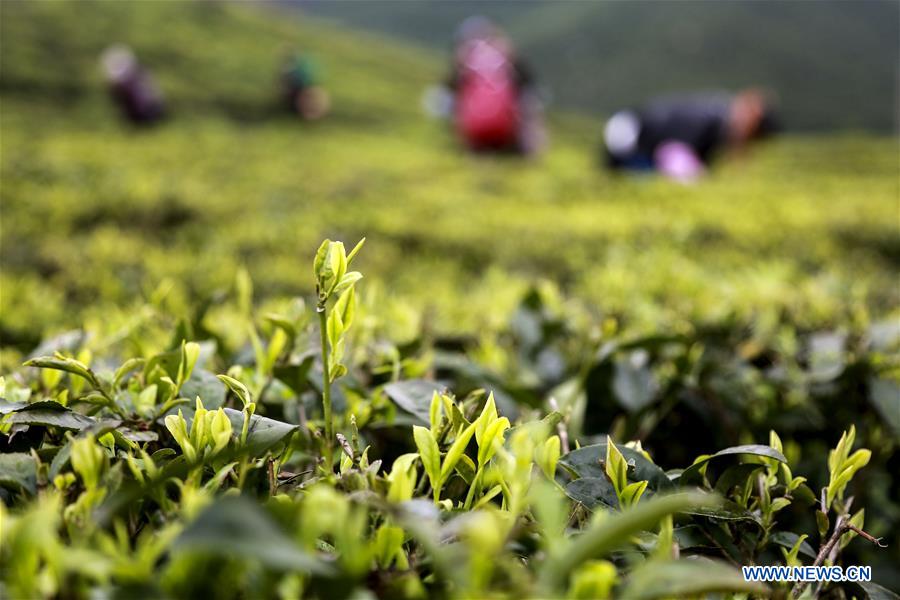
[793,516,847,599]
[846,524,887,548]
[792,517,887,599]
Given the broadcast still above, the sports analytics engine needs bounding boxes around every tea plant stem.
[318,306,334,470]
[846,524,886,547]
[267,458,276,495]
[237,456,249,490]
[463,469,484,509]
[792,518,887,599]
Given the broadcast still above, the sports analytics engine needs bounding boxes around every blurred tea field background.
[2,1,897,357]
[304,0,899,132]
[1,0,899,590]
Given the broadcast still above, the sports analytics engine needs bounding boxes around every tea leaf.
[413,426,441,494]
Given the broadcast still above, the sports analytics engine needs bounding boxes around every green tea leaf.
[0,452,37,495]
[223,408,298,456]
[843,581,900,600]
[477,416,509,466]
[605,439,629,496]
[173,495,333,574]
[540,492,721,590]
[180,370,227,411]
[113,358,144,388]
[440,419,477,483]
[384,380,444,424]
[620,480,648,507]
[620,558,768,599]
[178,341,201,386]
[5,401,96,430]
[217,375,251,408]
[24,355,100,389]
[679,444,787,486]
[346,237,366,265]
[413,426,441,493]
[561,442,673,491]
[565,477,619,509]
[429,391,443,432]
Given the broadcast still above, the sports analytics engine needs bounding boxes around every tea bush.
[1,238,896,599]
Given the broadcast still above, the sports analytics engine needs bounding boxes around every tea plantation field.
[1,2,898,598]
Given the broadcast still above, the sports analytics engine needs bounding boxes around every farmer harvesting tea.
[281,51,331,121]
[602,88,779,181]
[445,16,545,155]
[100,45,166,125]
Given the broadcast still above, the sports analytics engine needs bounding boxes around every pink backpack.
[456,40,520,149]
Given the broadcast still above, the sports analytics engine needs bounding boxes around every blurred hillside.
[295,0,899,132]
[1,0,897,357]
[0,1,440,124]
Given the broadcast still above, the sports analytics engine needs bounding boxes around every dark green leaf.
[113,358,145,387]
[151,448,177,462]
[180,369,227,410]
[771,531,817,559]
[173,495,333,574]
[5,401,96,430]
[49,442,72,480]
[843,582,900,600]
[0,452,37,495]
[384,379,444,424]
[706,445,787,462]
[560,443,674,491]
[223,408,298,456]
[540,492,720,590]
[671,525,718,550]
[118,429,158,443]
[713,463,765,495]
[0,399,28,415]
[791,482,818,506]
[679,445,787,486]
[143,348,182,382]
[49,421,122,480]
[565,477,619,509]
[620,558,768,599]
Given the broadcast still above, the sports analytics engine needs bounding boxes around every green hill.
[298,0,899,132]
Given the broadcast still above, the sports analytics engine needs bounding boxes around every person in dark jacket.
[603,89,779,180]
[101,45,166,125]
